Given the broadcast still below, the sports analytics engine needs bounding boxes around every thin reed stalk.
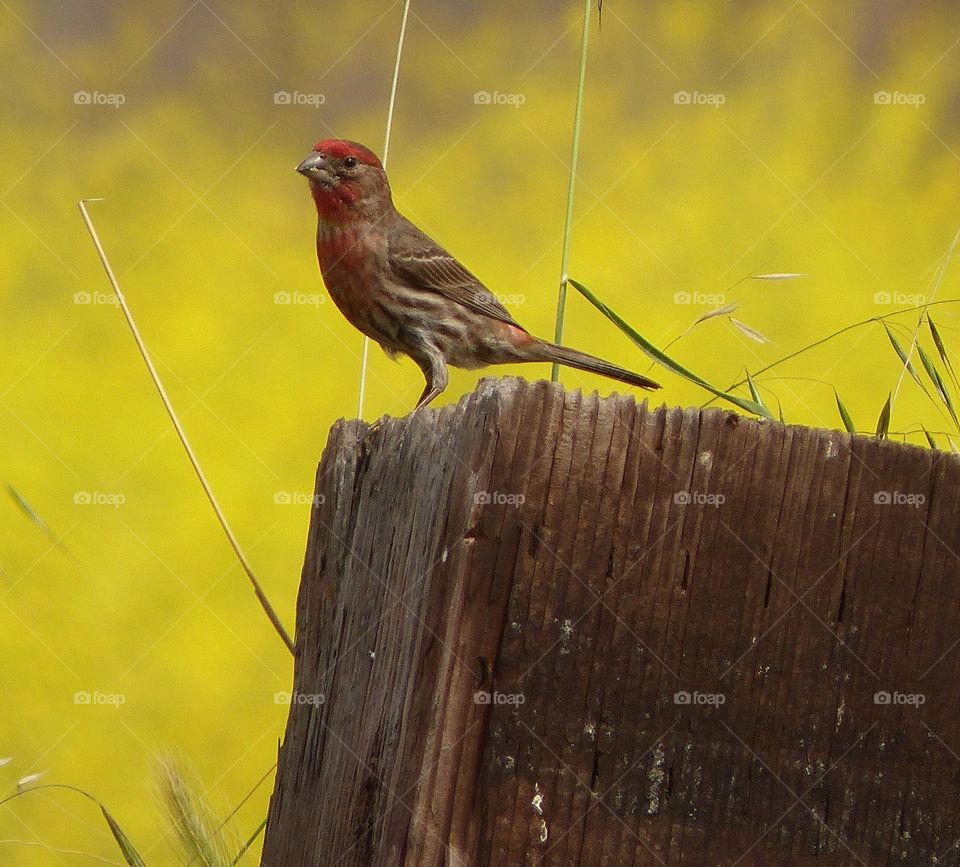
[357,0,413,418]
[552,0,594,381]
[78,199,294,656]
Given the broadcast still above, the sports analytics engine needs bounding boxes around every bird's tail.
[527,339,660,391]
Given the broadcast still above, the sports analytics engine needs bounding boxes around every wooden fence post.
[261,377,960,866]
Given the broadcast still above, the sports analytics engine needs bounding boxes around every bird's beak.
[296,152,333,184]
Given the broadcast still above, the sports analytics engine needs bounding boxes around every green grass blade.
[882,324,923,386]
[0,784,146,867]
[568,278,771,417]
[703,298,960,409]
[745,370,768,413]
[5,483,78,563]
[916,342,941,392]
[875,392,892,439]
[6,483,45,527]
[916,344,960,428]
[934,369,959,430]
[922,426,938,449]
[230,817,267,866]
[552,0,595,381]
[101,805,147,867]
[834,389,856,434]
[928,314,958,390]
[881,320,957,430]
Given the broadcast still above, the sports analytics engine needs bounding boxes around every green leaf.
[922,426,938,449]
[875,392,892,439]
[834,390,856,434]
[568,278,772,418]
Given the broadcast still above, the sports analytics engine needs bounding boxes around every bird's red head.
[311,139,383,168]
[296,139,390,224]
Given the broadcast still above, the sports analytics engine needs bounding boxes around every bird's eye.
[343,156,358,169]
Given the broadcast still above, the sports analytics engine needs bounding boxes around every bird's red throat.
[309,181,361,225]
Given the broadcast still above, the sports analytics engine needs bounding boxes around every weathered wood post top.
[263,377,960,867]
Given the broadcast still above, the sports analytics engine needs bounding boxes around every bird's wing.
[387,216,524,328]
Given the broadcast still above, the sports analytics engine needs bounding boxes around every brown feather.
[387,214,524,329]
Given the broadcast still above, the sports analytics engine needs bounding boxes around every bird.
[296,138,660,410]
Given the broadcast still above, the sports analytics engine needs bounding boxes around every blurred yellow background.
[2,0,959,862]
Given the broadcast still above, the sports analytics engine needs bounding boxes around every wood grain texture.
[262,377,960,867]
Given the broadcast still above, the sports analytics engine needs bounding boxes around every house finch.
[296,138,660,409]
